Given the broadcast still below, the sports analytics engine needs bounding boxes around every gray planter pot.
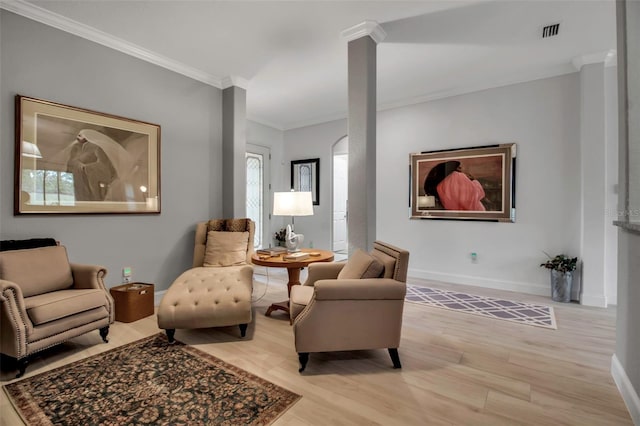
[550,270,573,302]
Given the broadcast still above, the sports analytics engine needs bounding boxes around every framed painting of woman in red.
[410,144,516,222]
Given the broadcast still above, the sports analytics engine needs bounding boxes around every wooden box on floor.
[109,283,154,323]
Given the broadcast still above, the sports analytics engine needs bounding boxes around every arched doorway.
[332,136,348,253]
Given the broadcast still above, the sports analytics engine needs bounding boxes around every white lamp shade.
[22,141,42,159]
[418,195,435,208]
[273,191,314,216]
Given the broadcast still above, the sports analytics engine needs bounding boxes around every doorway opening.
[332,136,348,256]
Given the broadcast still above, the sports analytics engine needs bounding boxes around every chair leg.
[166,329,176,344]
[388,348,402,369]
[239,324,248,338]
[99,326,110,343]
[298,353,309,373]
[16,357,28,378]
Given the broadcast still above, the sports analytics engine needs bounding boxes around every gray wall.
[377,74,583,298]
[615,0,640,418]
[284,74,590,297]
[1,11,223,291]
[616,231,640,406]
[283,119,347,249]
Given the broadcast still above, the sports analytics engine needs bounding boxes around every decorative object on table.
[109,282,155,323]
[283,252,309,261]
[291,158,319,205]
[405,285,557,329]
[540,253,578,303]
[257,246,288,257]
[157,219,254,342]
[272,191,314,252]
[3,333,301,426]
[409,144,516,222]
[0,244,112,377]
[14,95,161,215]
[274,228,288,246]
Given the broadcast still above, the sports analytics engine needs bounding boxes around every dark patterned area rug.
[406,285,557,329]
[3,333,301,425]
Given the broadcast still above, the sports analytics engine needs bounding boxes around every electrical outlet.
[123,266,132,283]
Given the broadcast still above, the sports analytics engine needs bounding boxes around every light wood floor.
[1,268,633,425]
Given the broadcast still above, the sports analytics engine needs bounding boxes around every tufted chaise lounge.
[157,219,254,343]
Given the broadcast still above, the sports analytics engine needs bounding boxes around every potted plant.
[540,253,578,302]
[274,228,287,247]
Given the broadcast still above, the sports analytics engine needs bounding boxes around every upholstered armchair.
[0,245,113,377]
[290,241,409,372]
[157,219,254,343]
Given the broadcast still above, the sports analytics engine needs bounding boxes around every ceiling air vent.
[542,23,560,38]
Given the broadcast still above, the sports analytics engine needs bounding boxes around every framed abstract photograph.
[15,95,161,214]
[291,158,319,205]
[410,144,516,222]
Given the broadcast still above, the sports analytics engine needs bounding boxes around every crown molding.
[378,63,579,113]
[341,20,387,44]
[221,76,249,90]
[246,115,285,132]
[282,110,348,131]
[0,0,223,87]
[281,62,579,131]
[572,50,617,71]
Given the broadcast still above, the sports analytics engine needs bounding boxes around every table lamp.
[273,191,314,252]
[21,141,42,159]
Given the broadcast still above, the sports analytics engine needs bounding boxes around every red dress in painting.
[436,171,486,211]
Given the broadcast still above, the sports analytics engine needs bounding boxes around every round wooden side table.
[251,248,334,320]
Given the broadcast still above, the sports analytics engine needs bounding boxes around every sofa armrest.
[70,264,114,323]
[0,279,31,358]
[0,279,28,314]
[303,262,345,286]
[70,263,108,290]
[314,278,406,300]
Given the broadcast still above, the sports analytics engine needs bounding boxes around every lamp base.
[285,224,304,252]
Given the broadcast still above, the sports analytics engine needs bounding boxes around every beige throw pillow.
[337,249,384,279]
[203,231,249,267]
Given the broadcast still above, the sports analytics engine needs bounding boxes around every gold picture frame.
[410,144,516,222]
[15,95,161,214]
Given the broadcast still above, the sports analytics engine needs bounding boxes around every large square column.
[343,21,386,253]
[572,52,617,307]
[222,78,248,218]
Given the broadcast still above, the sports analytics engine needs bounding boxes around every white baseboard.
[408,268,549,297]
[611,354,640,425]
[580,293,608,308]
[154,290,166,306]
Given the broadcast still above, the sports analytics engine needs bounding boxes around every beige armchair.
[157,219,254,343]
[0,245,113,377]
[290,241,409,372]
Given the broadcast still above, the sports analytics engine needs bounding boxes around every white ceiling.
[9,0,617,130]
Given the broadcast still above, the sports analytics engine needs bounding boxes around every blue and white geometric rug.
[406,285,557,330]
